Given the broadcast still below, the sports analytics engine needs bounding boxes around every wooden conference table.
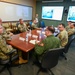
[7,29,44,60]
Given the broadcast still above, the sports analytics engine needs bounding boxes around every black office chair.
[61,34,75,60]
[0,49,19,75]
[36,48,63,75]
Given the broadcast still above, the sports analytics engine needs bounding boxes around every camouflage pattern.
[57,30,68,47]
[2,26,11,40]
[18,23,28,32]
[35,35,60,60]
[65,26,70,32]
[32,23,38,29]
[67,28,75,37]
[0,35,16,60]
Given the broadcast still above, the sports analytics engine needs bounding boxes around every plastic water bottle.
[39,33,41,40]
[26,33,28,42]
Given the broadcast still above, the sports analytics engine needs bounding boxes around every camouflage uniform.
[0,35,16,60]
[57,30,68,47]
[2,26,11,40]
[32,22,38,29]
[18,23,28,32]
[67,28,75,37]
[65,26,70,32]
[35,35,60,60]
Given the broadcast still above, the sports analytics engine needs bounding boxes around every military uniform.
[67,28,75,37]
[35,35,60,60]
[57,30,68,47]
[65,26,70,32]
[0,35,16,60]
[32,22,38,29]
[18,23,28,32]
[0,26,12,40]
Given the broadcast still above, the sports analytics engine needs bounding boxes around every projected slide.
[42,6,64,21]
[67,6,75,22]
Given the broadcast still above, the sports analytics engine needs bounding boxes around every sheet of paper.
[29,40,40,44]
[19,37,25,41]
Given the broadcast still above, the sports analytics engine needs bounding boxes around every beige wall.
[1,0,36,20]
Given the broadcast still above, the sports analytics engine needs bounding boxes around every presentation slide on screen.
[42,6,64,21]
[67,6,75,22]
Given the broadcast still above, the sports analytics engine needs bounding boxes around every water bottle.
[26,33,28,42]
[39,33,41,40]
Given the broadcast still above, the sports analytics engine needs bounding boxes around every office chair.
[40,21,45,28]
[15,22,21,34]
[29,21,32,30]
[0,49,19,75]
[36,48,63,75]
[61,34,75,60]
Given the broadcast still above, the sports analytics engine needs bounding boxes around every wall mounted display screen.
[42,6,64,21]
[0,2,32,21]
[67,6,75,22]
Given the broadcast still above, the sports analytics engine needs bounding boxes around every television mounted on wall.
[42,6,64,21]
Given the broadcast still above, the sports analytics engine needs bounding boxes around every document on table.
[19,37,25,41]
[29,40,40,44]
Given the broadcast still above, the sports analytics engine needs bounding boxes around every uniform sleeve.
[57,33,64,41]
[68,29,75,36]
[35,39,45,55]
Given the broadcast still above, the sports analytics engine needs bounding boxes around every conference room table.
[7,29,45,61]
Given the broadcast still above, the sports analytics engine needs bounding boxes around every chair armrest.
[6,49,17,55]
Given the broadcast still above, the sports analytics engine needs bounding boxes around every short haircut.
[47,26,55,33]
[59,23,65,28]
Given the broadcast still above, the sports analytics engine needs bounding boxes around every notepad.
[19,37,25,41]
[29,40,40,44]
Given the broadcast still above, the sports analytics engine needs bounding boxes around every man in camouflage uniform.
[67,22,75,37]
[18,19,28,32]
[0,25,17,60]
[34,26,60,61]
[57,23,68,47]
[65,21,72,31]
[31,19,38,29]
[0,25,27,64]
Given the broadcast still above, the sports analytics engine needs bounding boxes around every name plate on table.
[19,37,25,41]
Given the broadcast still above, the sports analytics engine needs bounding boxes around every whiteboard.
[0,2,32,21]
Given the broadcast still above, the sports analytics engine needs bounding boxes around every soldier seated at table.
[57,23,68,47]
[31,19,38,30]
[0,25,17,60]
[67,22,75,37]
[33,26,60,61]
[17,18,29,32]
[0,25,28,64]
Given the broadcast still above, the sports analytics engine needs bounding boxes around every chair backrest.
[64,34,75,53]
[29,21,32,26]
[40,21,45,28]
[41,48,62,69]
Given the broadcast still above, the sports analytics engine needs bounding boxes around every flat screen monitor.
[67,6,75,22]
[42,6,64,21]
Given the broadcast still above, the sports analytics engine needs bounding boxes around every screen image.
[67,6,75,22]
[42,6,64,21]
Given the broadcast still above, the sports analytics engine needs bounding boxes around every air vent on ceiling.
[42,0,63,3]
